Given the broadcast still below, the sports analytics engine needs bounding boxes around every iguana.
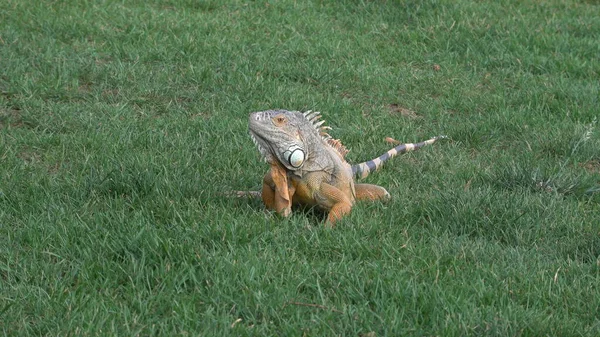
[247,109,446,225]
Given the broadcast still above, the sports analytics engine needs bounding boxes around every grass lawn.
[1,0,599,335]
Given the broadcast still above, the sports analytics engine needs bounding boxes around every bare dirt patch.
[0,108,23,129]
[387,104,420,119]
[581,160,600,174]
[18,150,41,165]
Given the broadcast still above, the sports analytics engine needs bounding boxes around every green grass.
[1,0,599,335]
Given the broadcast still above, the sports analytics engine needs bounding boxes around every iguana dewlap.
[249,109,445,225]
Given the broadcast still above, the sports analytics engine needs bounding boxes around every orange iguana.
[247,109,446,225]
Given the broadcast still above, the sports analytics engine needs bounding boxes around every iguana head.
[249,109,323,171]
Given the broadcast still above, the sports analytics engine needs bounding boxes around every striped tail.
[351,136,447,179]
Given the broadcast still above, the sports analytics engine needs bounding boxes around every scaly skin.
[248,109,445,225]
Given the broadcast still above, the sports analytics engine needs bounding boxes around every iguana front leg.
[261,162,295,217]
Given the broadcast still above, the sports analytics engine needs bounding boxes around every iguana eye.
[273,115,287,126]
[283,146,305,168]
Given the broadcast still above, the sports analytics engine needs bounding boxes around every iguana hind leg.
[316,182,354,225]
[354,183,391,202]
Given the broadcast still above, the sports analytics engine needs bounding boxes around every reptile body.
[248,109,445,225]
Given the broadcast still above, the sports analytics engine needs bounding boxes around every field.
[1,0,599,335]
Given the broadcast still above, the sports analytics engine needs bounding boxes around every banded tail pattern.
[351,136,447,179]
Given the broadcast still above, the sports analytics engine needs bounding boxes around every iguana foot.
[355,183,391,202]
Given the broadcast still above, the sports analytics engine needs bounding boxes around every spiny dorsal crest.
[302,110,349,158]
[327,138,349,157]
